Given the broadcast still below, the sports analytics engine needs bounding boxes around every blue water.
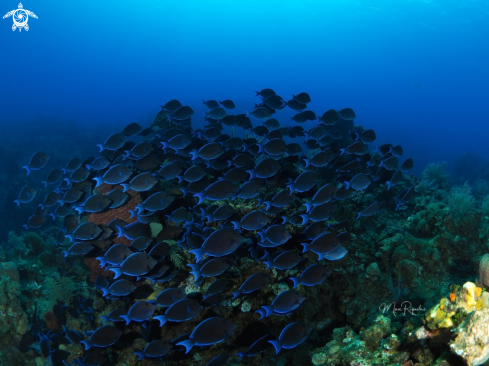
[1,0,488,175]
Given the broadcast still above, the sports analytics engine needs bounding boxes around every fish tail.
[246,169,256,179]
[344,181,351,189]
[286,183,295,195]
[231,291,241,299]
[14,199,20,207]
[176,339,196,354]
[179,187,188,196]
[93,177,104,187]
[65,234,75,242]
[304,201,314,213]
[193,193,206,205]
[96,257,107,267]
[304,159,311,168]
[263,261,272,270]
[96,144,105,152]
[22,165,31,175]
[269,340,282,355]
[120,315,131,325]
[153,315,168,327]
[189,248,205,263]
[134,350,144,361]
[263,201,272,211]
[41,180,47,188]
[236,351,247,359]
[262,305,274,317]
[301,243,311,253]
[101,288,110,297]
[128,209,138,218]
[386,181,392,190]
[80,340,92,350]
[255,308,266,320]
[290,277,301,289]
[281,216,289,224]
[356,212,362,220]
[62,251,69,257]
[120,183,130,193]
[299,214,309,225]
[116,225,125,238]
[110,267,123,279]
[231,221,241,231]
[189,150,199,160]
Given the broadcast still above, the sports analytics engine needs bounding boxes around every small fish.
[102,279,136,297]
[256,290,305,318]
[292,92,311,104]
[94,164,132,186]
[319,109,340,125]
[248,107,272,120]
[338,107,356,120]
[172,105,195,120]
[386,170,403,190]
[155,288,186,307]
[232,272,270,299]
[263,251,301,270]
[106,189,129,208]
[154,298,202,326]
[203,99,219,109]
[161,99,182,112]
[62,242,94,257]
[269,322,312,354]
[286,99,307,111]
[97,133,126,152]
[258,225,291,246]
[134,340,172,360]
[400,158,414,171]
[287,171,318,193]
[110,252,157,278]
[219,100,235,109]
[23,151,50,175]
[190,228,244,262]
[176,317,236,353]
[14,185,37,206]
[66,222,102,242]
[232,210,270,231]
[237,334,274,358]
[121,172,157,192]
[380,156,398,170]
[137,191,174,212]
[187,257,235,281]
[345,173,370,191]
[96,244,134,267]
[122,122,142,136]
[80,325,122,350]
[120,301,157,325]
[42,169,63,187]
[255,88,276,98]
[289,264,331,288]
[247,158,281,179]
[194,179,237,204]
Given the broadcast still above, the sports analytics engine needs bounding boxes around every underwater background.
[1,0,489,365]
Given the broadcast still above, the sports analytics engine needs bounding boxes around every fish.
[232,210,270,231]
[106,189,129,209]
[206,204,235,221]
[23,151,50,175]
[80,325,122,350]
[120,301,156,324]
[286,99,307,111]
[75,194,111,213]
[190,228,244,262]
[42,169,63,187]
[154,298,202,326]
[386,170,403,190]
[101,279,136,297]
[109,252,157,278]
[290,264,331,288]
[237,334,274,358]
[162,134,192,150]
[400,158,414,171]
[258,225,291,246]
[190,142,225,160]
[269,322,312,354]
[345,173,370,191]
[130,236,153,251]
[136,191,174,213]
[155,288,187,307]
[203,99,219,109]
[380,156,398,170]
[292,92,311,104]
[66,222,102,242]
[179,165,206,183]
[219,100,235,109]
[124,142,153,159]
[357,129,376,143]
[97,133,126,152]
[263,251,301,270]
[117,222,149,240]
[194,179,237,204]
[187,257,235,281]
[161,99,182,112]
[14,185,37,206]
[122,122,142,136]
[259,138,287,155]
[94,164,132,186]
[172,105,195,120]
[166,207,188,223]
[207,354,230,366]
[356,201,380,219]
[232,272,270,299]
[203,279,229,299]
[121,172,157,192]
[255,88,276,98]
[247,157,281,179]
[248,107,272,120]
[256,289,305,318]
[265,95,286,109]
[62,242,94,257]
[338,107,356,120]
[134,340,172,360]
[96,244,134,267]
[395,186,414,210]
[319,109,340,125]
[176,317,236,353]
[205,107,227,120]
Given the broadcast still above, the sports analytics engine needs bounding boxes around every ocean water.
[1,1,489,365]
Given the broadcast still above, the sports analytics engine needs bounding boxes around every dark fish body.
[125,142,153,159]
[232,210,270,230]
[134,340,172,360]
[158,161,183,180]
[107,189,129,208]
[15,185,37,206]
[247,158,280,179]
[130,236,153,251]
[255,88,276,98]
[248,107,272,120]
[204,279,229,299]
[110,252,157,278]
[264,250,301,270]
[232,153,252,168]
[166,207,188,223]
[122,122,142,136]
[290,264,331,288]
[287,171,318,193]
[42,191,61,207]
[67,222,102,241]
[154,298,202,326]
[190,228,244,262]
[162,134,191,150]
[80,325,122,350]
[265,95,286,109]
[357,201,380,219]
[345,173,370,191]
[117,221,149,240]
[208,204,235,221]
[190,142,224,160]
[42,169,63,186]
[319,109,340,125]
[121,301,156,324]
[292,92,311,104]
[258,225,291,245]
[172,105,195,120]
[59,188,83,205]
[188,257,235,281]
[155,288,186,307]
[63,158,83,173]
[77,194,111,213]
[286,99,307,111]
[176,317,236,353]
[400,158,414,171]
[380,155,399,170]
[194,179,237,204]
[94,164,132,186]
[237,334,274,358]
[386,170,403,190]
[137,191,174,212]
[258,289,305,318]
[291,112,307,123]
[232,272,270,298]
[121,172,157,192]
[207,354,230,366]
[305,183,337,211]
[102,279,136,297]
[259,138,287,155]
[62,242,94,257]
[286,143,302,156]
[300,201,336,223]
[98,133,126,152]
[269,322,312,354]
[86,156,111,171]
[219,100,235,109]
[181,165,206,182]
[23,151,50,175]
[338,107,356,120]
[206,107,227,120]
[203,99,219,109]
[358,129,376,143]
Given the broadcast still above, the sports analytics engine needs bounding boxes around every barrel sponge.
[479,254,489,288]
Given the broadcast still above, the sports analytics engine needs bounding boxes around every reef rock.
[450,308,489,366]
